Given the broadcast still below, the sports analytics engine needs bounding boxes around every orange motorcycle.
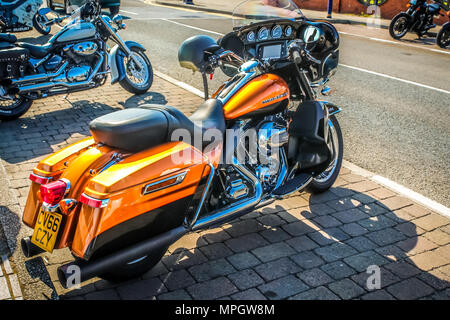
[20,0,343,288]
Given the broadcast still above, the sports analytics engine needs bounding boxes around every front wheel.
[307,115,344,194]
[33,13,51,35]
[437,24,450,48]
[389,13,411,39]
[0,95,33,121]
[119,47,153,94]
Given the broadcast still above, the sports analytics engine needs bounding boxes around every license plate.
[31,208,62,253]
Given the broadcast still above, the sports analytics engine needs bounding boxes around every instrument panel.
[236,20,305,61]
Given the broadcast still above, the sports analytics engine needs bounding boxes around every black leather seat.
[0,33,17,43]
[89,99,226,153]
[17,42,53,59]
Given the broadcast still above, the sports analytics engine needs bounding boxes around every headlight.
[271,25,282,39]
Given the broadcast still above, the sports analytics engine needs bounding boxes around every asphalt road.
[63,0,450,206]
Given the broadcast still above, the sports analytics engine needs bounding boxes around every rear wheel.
[307,116,343,194]
[119,47,153,95]
[0,95,33,121]
[437,24,450,48]
[99,247,167,282]
[389,13,411,39]
[33,13,51,35]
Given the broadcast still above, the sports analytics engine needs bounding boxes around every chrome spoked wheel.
[314,119,340,184]
[119,47,153,95]
[390,15,409,39]
[0,95,33,121]
[125,52,150,88]
[33,13,51,35]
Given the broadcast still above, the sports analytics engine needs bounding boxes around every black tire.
[109,5,120,16]
[47,0,56,11]
[436,24,450,49]
[118,47,153,95]
[0,96,33,121]
[99,247,167,282]
[33,13,51,35]
[307,115,344,194]
[389,13,411,40]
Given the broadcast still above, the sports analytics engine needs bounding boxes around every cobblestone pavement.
[0,31,449,301]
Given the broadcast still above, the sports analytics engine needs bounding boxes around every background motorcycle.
[20,0,343,288]
[437,21,450,47]
[0,0,153,121]
[0,0,53,35]
[389,0,449,39]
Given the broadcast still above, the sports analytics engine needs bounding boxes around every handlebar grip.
[292,50,302,64]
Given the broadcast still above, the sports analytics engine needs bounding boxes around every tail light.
[29,173,52,185]
[80,193,109,208]
[40,179,70,207]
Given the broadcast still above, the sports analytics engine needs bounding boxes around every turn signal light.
[40,180,69,206]
[406,3,411,7]
[80,193,109,208]
[29,173,52,185]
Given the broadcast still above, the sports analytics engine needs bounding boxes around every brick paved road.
[0,31,449,300]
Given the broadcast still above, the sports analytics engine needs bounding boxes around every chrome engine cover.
[256,120,289,191]
[67,65,91,82]
[71,42,98,57]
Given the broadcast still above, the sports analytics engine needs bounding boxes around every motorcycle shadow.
[125,186,448,300]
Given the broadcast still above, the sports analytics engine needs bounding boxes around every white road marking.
[340,64,450,95]
[339,31,450,55]
[120,9,138,15]
[160,18,224,36]
[155,71,450,218]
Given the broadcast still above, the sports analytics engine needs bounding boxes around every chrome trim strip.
[142,171,188,195]
[185,163,215,229]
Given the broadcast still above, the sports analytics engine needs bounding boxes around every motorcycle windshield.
[232,0,304,29]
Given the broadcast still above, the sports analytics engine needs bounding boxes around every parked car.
[47,0,120,15]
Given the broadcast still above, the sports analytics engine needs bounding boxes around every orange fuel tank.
[223,73,290,120]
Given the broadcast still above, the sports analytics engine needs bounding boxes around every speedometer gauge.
[258,27,269,41]
[285,26,293,37]
[271,25,282,39]
[247,31,255,42]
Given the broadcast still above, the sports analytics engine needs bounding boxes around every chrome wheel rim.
[125,52,149,88]
[36,15,51,33]
[393,17,408,36]
[313,119,339,183]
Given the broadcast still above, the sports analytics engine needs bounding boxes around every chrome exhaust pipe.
[12,62,69,85]
[17,55,104,94]
[191,157,263,230]
[57,225,188,289]
[21,236,45,258]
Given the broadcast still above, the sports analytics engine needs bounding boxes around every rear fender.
[22,137,96,228]
[110,41,146,84]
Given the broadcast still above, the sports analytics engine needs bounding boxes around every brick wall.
[294,0,448,24]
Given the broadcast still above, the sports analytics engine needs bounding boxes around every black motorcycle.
[0,0,53,35]
[437,21,450,48]
[389,0,447,39]
[0,0,153,121]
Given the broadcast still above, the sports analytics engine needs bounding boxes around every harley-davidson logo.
[262,92,288,104]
